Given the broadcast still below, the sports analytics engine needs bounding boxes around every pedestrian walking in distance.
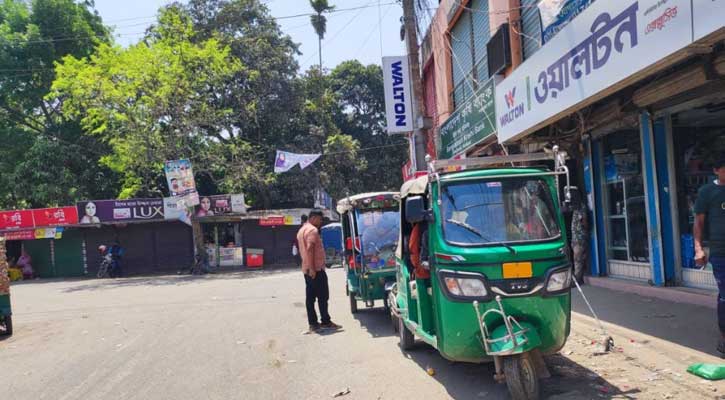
[693,157,725,356]
[297,210,341,332]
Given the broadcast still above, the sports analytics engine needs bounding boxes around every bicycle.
[97,254,112,278]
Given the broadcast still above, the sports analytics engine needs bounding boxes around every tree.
[51,7,244,198]
[328,60,407,193]
[0,0,117,208]
[309,0,334,73]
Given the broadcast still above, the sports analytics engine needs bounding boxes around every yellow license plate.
[502,262,533,279]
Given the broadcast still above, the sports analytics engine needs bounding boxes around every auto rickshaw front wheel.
[1,315,12,336]
[503,353,540,400]
[398,317,414,351]
[349,292,358,314]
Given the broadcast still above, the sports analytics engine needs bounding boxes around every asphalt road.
[1,268,723,400]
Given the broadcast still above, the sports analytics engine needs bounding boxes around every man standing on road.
[694,157,725,355]
[297,210,341,332]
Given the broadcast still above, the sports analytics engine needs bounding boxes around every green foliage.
[328,60,407,194]
[52,7,244,198]
[0,0,116,208]
[0,0,406,212]
[309,0,333,39]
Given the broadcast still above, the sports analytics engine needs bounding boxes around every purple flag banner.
[274,150,321,173]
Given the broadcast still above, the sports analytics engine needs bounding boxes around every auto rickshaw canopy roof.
[336,192,399,214]
[399,175,429,199]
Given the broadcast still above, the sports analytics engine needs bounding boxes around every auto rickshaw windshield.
[440,178,561,245]
[355,208,399,269]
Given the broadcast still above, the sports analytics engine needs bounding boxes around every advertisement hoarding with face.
[77,199,164,224]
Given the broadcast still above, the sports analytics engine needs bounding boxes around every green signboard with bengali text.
[438,78,496,159]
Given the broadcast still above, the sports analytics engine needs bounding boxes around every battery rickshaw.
[390,149,574,400]
[337,192,400,313]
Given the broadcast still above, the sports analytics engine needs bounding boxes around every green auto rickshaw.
[0,237,12,336]
[390,148,574,400]
[337,192,400,313]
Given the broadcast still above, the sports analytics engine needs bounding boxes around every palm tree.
[309,0,334,73]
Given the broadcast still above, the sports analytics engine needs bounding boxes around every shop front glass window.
[603,131,650,263]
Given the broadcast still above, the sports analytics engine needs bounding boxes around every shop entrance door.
[670,102,725,290]
[601,130,652,281]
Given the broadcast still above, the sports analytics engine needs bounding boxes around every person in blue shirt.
[109,242,124,278]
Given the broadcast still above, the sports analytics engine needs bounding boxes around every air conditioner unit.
[487,23,512,77]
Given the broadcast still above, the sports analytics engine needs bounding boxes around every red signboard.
[0,210,35,230]
[1,230,35,240]
[32,207,79,227]
[259,216,285,226]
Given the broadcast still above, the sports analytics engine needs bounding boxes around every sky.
[93,0,413,73]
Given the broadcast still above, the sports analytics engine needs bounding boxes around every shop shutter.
[154,222,193,271]
[521,0,542,60]
[450,10,473,107]
[470,0,490,81]
[53,229,84,277]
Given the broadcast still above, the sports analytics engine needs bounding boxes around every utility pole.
[401,0,428,171]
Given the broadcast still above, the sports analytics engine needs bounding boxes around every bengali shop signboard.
[32,207,78,227]
[438,78,496,159]
[496,0,693,143]
[1,230,35,240]
[259,216,285,226]
[0,210,35,230]
[77,199,164,224]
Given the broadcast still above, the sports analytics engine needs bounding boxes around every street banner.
[314,189,333,210]
[538,0,596,44]
[274,151,321,173]
[382,56,414,133]
[496,0,693,143]
[32,207,78,227]
[163,196,193,226]
[438,77,496,159]
[77,199,165,224]
[164,159,196,197]
[34,227,59,239]
[0,230,35,240]
[0,210,35,230]
[195,194,247,217]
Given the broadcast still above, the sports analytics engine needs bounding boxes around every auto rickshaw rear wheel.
[503,353,539,400]
[349,292,358,314]
[1,315,12,336]
[398,316,414,351]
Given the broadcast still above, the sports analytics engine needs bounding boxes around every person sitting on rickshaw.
[17,250,33,280]
[409,222,430,279]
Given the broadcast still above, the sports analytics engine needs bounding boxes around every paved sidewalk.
[573,282,721,357]
[561,282,725,399]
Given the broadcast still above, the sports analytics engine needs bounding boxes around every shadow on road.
[572,284,720,356]
[399,343,640,399]
[55,265,299,293]
[351,305,396,338]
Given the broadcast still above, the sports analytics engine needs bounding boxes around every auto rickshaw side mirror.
[405,196,426,223]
